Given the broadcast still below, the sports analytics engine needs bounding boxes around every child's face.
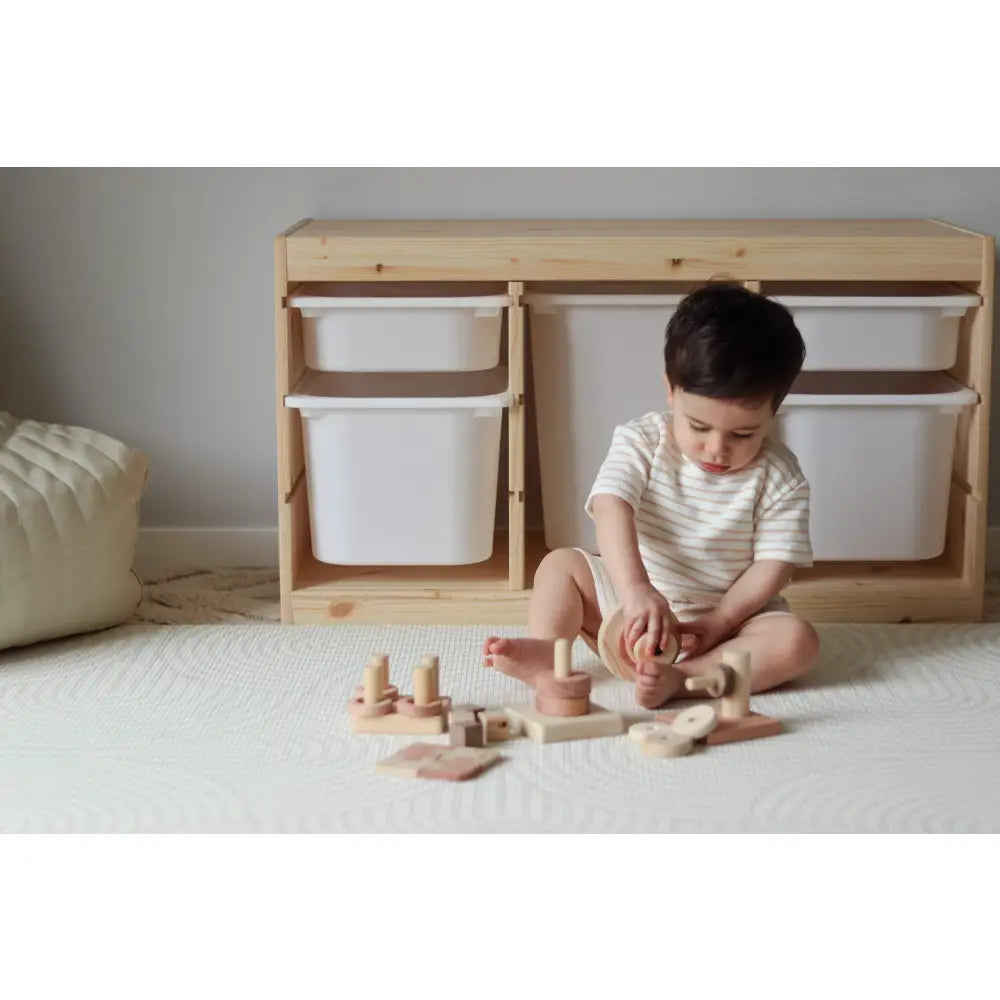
[664,377,774,475]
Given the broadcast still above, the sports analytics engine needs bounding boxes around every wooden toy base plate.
[656,710,782,746]
[352,712,446,735]
[375,743,501,781]
[503,703,625,744]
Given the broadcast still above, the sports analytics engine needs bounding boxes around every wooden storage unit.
[275,219,994,625]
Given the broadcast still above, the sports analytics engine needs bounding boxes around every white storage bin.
[527,290,686,552]
[775,372,978,561]
[285,368,512,565]
[288,282,513,372]
[767,283,979,371]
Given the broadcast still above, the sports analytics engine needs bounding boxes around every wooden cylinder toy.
[363,663,382,705]
[535,693,590,717]
[413,664,438,706]
[553,638,572,679]
[720,649,752,720]
[371,653,389,691]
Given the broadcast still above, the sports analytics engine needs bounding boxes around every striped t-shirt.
[585,411,813,612]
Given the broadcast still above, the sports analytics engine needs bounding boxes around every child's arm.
[591,494,677,654]
[679,560,794,656]
[716,559,794,629]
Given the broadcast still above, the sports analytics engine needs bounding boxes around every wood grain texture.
[285,219,985,282]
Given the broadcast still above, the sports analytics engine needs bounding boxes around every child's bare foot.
[482,636,556,687]
[634,661,685,709]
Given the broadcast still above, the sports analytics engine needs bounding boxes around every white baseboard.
[136,528,278,574]
[136,526,1000,574]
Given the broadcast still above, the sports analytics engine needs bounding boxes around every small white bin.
[775,372,978,561]
[527,289,685,552]
[288,283,513,372]
[285,368,512,565]
[768,283,979,371]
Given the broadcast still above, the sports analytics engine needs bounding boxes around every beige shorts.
[574,548,795,631]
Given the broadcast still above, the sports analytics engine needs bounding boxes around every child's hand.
[620,583,678,661]
[677,610,736,659]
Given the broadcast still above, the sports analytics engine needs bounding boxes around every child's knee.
[533,547,586,587]
[783,618,820,678]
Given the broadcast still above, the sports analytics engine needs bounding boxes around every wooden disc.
[354,683,399,702]
[347,697,393,718]
[536,671,592,700]
[534,693,590,717]
[596,605,636,681]
[670,704,719,740]
[628,721,675,743]
[396,696,449,718]
[596,604,679,681]
[641,731,694,758]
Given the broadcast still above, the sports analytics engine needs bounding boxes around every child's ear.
[662,374,674,406]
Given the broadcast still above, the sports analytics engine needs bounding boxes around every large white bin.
[285,368,512,565]
[527,291,685,552]
[768,283,979,371]
[775,372,978,561]
[288,283,513,372]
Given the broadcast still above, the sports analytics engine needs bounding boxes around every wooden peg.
[363,663,382,705]
[413,664,438,706]
[720,650,752,720]
[554,638,572,679]
[684,663,735,699]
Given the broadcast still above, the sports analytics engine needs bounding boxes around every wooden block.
[352,711,447,735]
[448,708,478,727]
[449,720,485,748]
[656,710,781,746]
[450,703,486,717]
[503,703,625,744]
[481,709,516,742]
[375,743,501,781]
[534,693,590,717]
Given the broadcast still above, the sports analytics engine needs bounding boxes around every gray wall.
[1,168,997,530]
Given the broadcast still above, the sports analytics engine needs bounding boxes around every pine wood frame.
[275,219,994,624]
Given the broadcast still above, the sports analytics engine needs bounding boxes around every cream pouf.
[0,412,149,651]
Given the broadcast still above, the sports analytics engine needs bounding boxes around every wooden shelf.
[288,532,546,625]
[276,218,994,625]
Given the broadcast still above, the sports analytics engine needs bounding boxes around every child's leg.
[483,548,603,686]
[673,613,819,695]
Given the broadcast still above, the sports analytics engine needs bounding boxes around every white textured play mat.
[2,619,999,833]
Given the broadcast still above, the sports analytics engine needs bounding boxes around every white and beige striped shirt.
[585,411,812,614]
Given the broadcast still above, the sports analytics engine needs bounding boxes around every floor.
[132,566,1000,625]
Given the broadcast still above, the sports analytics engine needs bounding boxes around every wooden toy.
[669,704,719,740]
[353,652,399,702]
[449,720,485,748]
[589,604,680,682]
[480,708,521,741]
[640,730,694,758]
[503,703,624,744]
[657,649,782,746]
[535,638,592,705]
[506,637,625,743]
[628,721,675,743]
[350,654,451,735]
[375,743,501,782]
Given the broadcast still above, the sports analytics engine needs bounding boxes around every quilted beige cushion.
[0,412,149,650]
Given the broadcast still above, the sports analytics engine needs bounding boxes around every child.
[484,282,819,708]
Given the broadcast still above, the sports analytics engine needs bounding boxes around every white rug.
[2,620,999,833]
